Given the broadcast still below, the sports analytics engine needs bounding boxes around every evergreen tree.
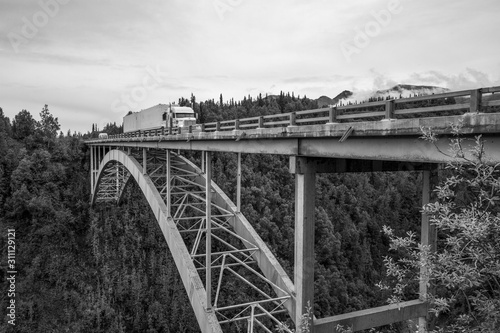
[39,104,60,137]
[12,109,37,141]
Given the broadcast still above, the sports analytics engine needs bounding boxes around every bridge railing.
[102,86,500,140]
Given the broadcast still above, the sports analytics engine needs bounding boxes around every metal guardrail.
[100,86,500,140]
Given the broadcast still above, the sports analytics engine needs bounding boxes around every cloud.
[338,68,500,105]
[370,69,399,91]
[408,68,500,90]
[8,50,113,67]
[342,70,399,103]
[282,75,356,84]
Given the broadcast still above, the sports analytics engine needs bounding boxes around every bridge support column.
[90,146,94,195]
[205,151,213,311]
[291,157,316,332]
[201,151,205,172]
[237,152,241,212]
[143,148,147,175]
[166,149,171,216]
[97,145,100,170]
[418,166,439,333]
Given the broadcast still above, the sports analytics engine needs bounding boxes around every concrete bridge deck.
[88,112,500,164]
[88,86,500,164]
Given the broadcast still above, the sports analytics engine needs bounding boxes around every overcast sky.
[1,0,499,133]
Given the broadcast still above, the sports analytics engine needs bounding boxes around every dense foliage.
[2,92,492,332]
[382,126,500,332]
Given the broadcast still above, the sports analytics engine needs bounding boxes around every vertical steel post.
[143,148,147,175]
[95,146,98,191]
[97,147,100,184]
[96,146,101,197]
[205,151,212,311]
[293,157,316,332]
[237,152,242,212]
[166,149,171,216]
[249,305,255,332]
[201,151,205,173]
[418,166,439,333]
[116,164,119,198]
[90,146,94,195]
[96,145,100,169]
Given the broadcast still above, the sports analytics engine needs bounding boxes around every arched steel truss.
[92,148,296,332]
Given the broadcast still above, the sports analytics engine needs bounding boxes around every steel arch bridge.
[92,148,296,332]
[88,86,500,332]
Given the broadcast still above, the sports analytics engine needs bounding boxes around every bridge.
[86,86,500,332]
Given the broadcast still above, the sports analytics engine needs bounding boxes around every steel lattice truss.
[94,162,130,203]
[93,148,294,332]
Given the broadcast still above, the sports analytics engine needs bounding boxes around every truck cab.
[165,105,197,129]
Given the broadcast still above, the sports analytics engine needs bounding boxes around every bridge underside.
[89,133,500,165]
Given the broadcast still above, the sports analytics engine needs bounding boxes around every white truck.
[123,104,197,133]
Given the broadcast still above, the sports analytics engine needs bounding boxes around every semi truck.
[123,104,197,133]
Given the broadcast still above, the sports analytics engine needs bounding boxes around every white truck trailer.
[123,104,197,133]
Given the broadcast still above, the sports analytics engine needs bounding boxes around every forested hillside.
[1,92,497,332]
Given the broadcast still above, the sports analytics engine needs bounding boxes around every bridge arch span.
[92,149,223,333]
[91,148,296,332]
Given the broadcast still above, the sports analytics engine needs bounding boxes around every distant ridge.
[316,90,353,107]
[264,84,453,107]
[374,84,449,99]
[316,84,449,106]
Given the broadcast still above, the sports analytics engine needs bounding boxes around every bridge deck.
[87,112,500,164]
